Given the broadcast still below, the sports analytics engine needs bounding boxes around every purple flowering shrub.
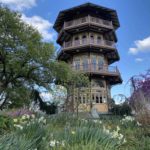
[130,69,150,125]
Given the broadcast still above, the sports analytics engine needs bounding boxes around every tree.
[0,6,70,109]
[56,68,89,114]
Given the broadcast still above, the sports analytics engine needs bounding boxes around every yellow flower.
[31,114,35,119]
[116,126,120,131]
[21,115,26,120]
[71,131,75,135]
[25,114,30,119]
[14,124,23,130]
[13,118,18,123]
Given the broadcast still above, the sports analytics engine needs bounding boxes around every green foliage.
[56,63,90,88]
[0,6,82,109]
[0,125,44,150]
[111,102,132,116]
[0,5,53,108]
[0,115,13,132]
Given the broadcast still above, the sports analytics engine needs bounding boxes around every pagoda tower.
[53,3,122,113]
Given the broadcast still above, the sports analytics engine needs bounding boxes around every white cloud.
[0,0,37,10]
[135,58,143,62]
[21,14,55,41]
[129,36,150,55]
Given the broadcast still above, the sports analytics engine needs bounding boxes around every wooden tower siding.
[54,3,122,113]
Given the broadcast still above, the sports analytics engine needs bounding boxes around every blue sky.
[1,0,150,98]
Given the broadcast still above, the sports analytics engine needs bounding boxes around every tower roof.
[54,2,120,32]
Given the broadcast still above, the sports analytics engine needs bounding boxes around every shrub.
[0,115,13,132]
[111,102,131,116]
[130,69,150,126]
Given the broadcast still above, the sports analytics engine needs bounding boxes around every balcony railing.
[63,38,116,50]
[64,16,113,29]
[72,64,120,75]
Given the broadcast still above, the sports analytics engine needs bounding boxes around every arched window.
[74,36,80,45]
[65,40,72,47]
[75,36,79,40]
[91,55,97,71]
[96,95,99,103]
[90,34,94,43]
[100,97,103,103]
[83,96,85,103]
[82,35,87,44]
[82,56,88,71]
[78,96,81,103]
[92,94,95,102]
[98,56,104,70]
[74,57,80,70]
[97,36,102,44]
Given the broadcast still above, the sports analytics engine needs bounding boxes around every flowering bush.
[121,116,135,122]
[130,69,150,125]
[12,114,47,131]
[49,140,65,147]
[103,125,126,143]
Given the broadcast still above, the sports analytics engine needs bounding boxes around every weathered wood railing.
[64,16,113,29]
[63,38,116,49]
[71,64,119,75]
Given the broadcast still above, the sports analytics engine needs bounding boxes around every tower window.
[83,97,85,103]
[82,35,87,44]
[100,97,103,103]
[75,37,79,40]
[91,56,97,71]
[97,36,102,44]
[92,94,95,101]
[74,58,80,70]
[79,96,81,103]
[74,36,80,45]
[98,57,104,70]
[82,57,88,71]
[90,35,94,43]
[96,96,99,103]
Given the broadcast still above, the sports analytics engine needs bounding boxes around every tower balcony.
[57,16,113,41]
[65,16,113,29]
[62,38,116,51]
[72,64,122,84]
[72,64,119,75]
